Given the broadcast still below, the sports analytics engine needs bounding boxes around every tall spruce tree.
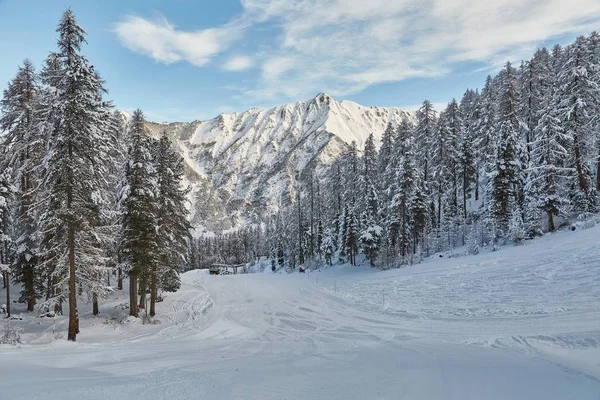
[39,10,113,340]
[415,100,437,183]
[0,168,15,317]
[118,109,158,318]
[557,36,599,213]
[0,59,45,311]
[151,133,191,316]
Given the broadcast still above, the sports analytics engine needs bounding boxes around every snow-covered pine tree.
[360,214,382,267]
[336,203,348,262]
[508,197,526,244]
[378,123,395,180]
[344,209,359,266]
[38,10,114,340]
[152,133,191,316]
[410,171,430,257]
[444,100,462,202]
[0,168,16,317]
[430,111,447,235]
[118,109,159,318]
[491,121,522,240]
[315,218,324,260]
[388,118,417,261]
[557,36,599,214]
[466,220,480,255]
[0,59,45,312]
[414,100,437,199]
[473,76,498,171]
[106,111,128,290]
[488,62,526,242]
[321,228,335,266]
[363,133,377,185]
[590,32,600,191]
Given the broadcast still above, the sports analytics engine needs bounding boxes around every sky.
[1,0,600,122]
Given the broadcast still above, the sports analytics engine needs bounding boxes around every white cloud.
[114,15,241,67]
[243,0,600,102]
[223,56,254,71]
[116,0,600,102]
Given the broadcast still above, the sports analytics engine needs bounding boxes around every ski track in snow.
[1,225,600,399]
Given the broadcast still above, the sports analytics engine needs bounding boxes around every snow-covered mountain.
[145,93,411,234]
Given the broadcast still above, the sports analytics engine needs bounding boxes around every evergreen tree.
[39,10,113,340]
[491,121,522,239]
[388,119,417,260]
[344,209,359,266]
[0,59,45,311]
[411,172,430,256]
[360,216,382,267]
[415,100,437,183]
[321,228,335,266]
[0,168,16,317]
[151,133,192,316]
[378,123,395,179]
[527,92,571,233]
[118,109,158,319]
[444,100,463,216]
[557,36,599,213]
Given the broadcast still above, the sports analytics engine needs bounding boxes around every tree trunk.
[92,292,99,316]
[139,292,146,310]
[463,185,468,220]
[46,274,52,300]
[25,269,35,312]
[117,251,123,290]
[548,211,555,232]
[574,135,588,193]
[107,270,111,287]
[437,188,442,230]
[150,273,157,317]
[129,275,138,317]
[54,283,63,315]
[4,271,10,318]
[596,152,600,191]
[67,224,78,341]
[475,171,479,201]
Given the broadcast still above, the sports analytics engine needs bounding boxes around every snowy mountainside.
[145,93,411,233]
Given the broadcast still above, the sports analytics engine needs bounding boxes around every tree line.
[0,10,190,341]
[190,32,600,271]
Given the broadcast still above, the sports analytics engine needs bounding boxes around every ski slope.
[1,225,599,399]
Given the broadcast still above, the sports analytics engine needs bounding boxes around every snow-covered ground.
[1,225,599,399]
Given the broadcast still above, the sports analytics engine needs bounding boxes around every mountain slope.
[146,93,411,233]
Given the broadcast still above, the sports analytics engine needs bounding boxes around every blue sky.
[1,0,600,122]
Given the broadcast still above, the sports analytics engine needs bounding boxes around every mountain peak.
[312,92,334,105]
[144,97,412,233]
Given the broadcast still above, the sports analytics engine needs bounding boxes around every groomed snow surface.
[1,225,599,399]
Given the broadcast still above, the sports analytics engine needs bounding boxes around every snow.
[1,225,599,399]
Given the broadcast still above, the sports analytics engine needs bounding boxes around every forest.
[189,32,600,272]
[0,10,190,341]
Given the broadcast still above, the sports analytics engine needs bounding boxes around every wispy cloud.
[114,14,242,67]
[115,0,600,103]
[222,55,254,71]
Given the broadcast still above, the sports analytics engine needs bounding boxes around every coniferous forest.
[0,10,191,341]
[2,10,600,342]
[189,32,600,272]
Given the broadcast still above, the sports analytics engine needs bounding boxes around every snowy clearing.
[1,225,599,399]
